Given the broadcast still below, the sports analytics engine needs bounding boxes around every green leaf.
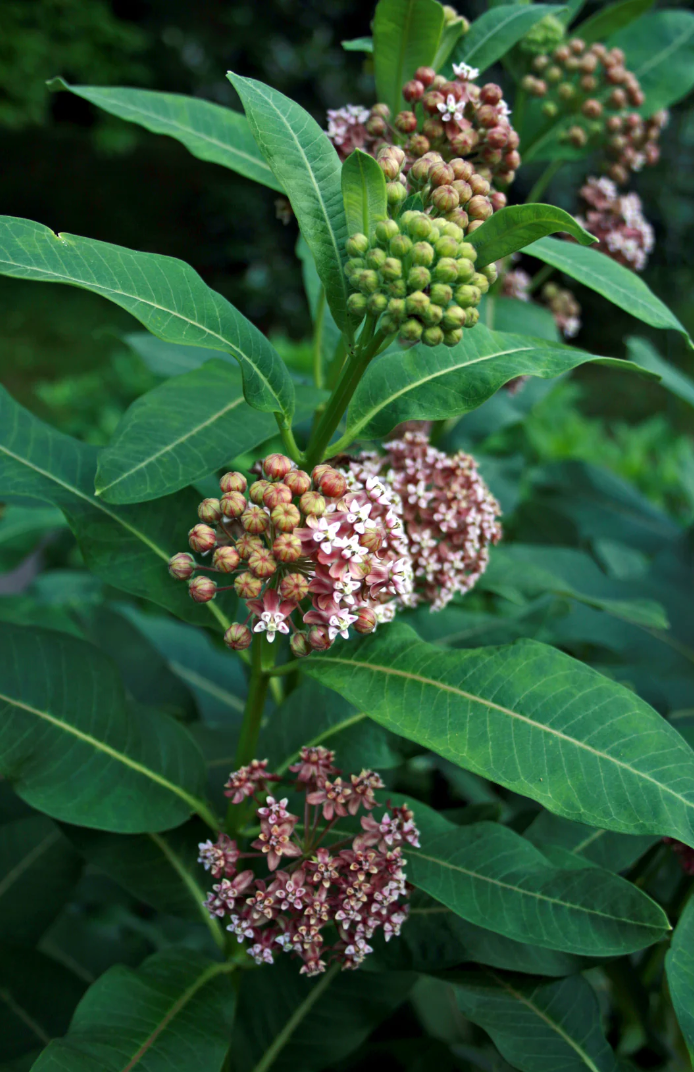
[0,216,295,420]
[0,946,86,1064]
[31,950,235,1072]
[626,336,694,409]
[0,387,233,631]
[296,238,343,382]
[95,360,276,504]
[0,506,66,573]
[490,297,560,342]
[380,800,667,956]
[448,5,567,75]
[574,0,655,46]
[341,149,388,239]
[336,325,654,446]
[373,0,446,117]
[0,816,81,945]
[666,895,694,1059]
[122,332,227,378]
[453,969,618,1072]
[609,10,694,113]
[342,36,374,52]
[524,811,657,873]
[227,74,351,337]
[526,237,692,346]
[0,623,211,833]
[468,204,596,268]
[305,623,694,846]
[47,79,282,192]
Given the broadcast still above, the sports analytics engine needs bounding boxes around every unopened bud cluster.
[575,176,654,271]
[345,210,495,348]
[522,39,667,183]
[541,282,582,339]
[200,748,418,975]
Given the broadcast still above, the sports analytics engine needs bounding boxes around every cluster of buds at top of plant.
[168,452,416,655]
[522,39,667,184]
[345,209,496,348]
[328,64,520,194]
[199,747,419,976]
[575,176,654,271]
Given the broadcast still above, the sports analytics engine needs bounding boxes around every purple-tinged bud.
[409,157,433,185]
[403,79,425,103]
[317,468,347,498]
[422,90,445,115]
[271,503,301,532]
[220,471,247,493]
[212,545,240,573]
[580,75,598,93]
[236,534,263,559]
[285,469,311,496]
[490,191,507,212]
[345,233,369,257]
[263,453,294,480]
[480,83,503,105]
[568,125,588,148]
[307,625,332,651]
[300,490,326,516]
[248,548,277,579]
[280,572,310,601]
[422,117,445,140]
[371,102,391,119]
[415,66,436,87]
[582,99,602,119]
[446,208,469,230]
[224,623,253,650]
[353,606,377,634]
[188,524,217,554]
[249,480,270,505]
[263,483,292,509]
[220,491,247,518]
[429,162,455,187]
[486,126,509,149]
[504,150,521,170]
[198,497,222,523]
[407,133,430,156]
[379,154,401,180]
[290,632,311,658]
[467,196,493,222]
[476,104,499,129]
[168,552,195,580]
[609,88,627,110]
[366,115,387,136]
[189,575,217,602]
[241,506,270,534]
[431,185,460,213]
[395,110,418,133]
[273,532,303,562]
[570,37,585,54]
[234,571,263,598]
[469,173,490,196]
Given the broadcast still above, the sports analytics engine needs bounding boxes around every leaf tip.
[46,76,68,92]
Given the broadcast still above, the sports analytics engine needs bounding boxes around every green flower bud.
[381,257,402,281]
[421,303,443,326]
[407,265,431,291]
[366,247,387,270]
[472,272,490,294]
[481,263,498,283]
[435,236,459,259]
[431,185,459,214]
[459,243,477,262]
[390,233,412,258]
[411,241,435,267]
[375,219,400,246]
[387,279,407,298]
[399,210,418,229]
[408,214,434,240]
[543,101,559,118]
[454,284,478,308]
[558,82,575,102]
[387,298,407,325]
[400,318,423,342]
[433,257,459,283]
[443,327,464,346]
[356,269,380,295]
[441,304,466,331]
[465,306,480,328]
[387,181,408,207]
[422,325,445,347]
[345,257,366,278]
[455,258,476,283]
[429,282,452,306]
[367,292,388,315]
[406,290,430,316]
[441,221,465,240]
[346,233,369,256]
[379,154,402,180]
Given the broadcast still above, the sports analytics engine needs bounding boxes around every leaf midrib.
[631,14,694,80]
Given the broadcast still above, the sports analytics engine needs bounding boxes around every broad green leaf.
[95,359,276,503]
[481,545,669,628]
[122,332,226,378]
[666,896,694,1058]
[0,216,295,419]
[526,237,692,346]
[0,623,211,833]
[490,297,560,342]
[47,79,282,191]
[0,387,233,631]
[627,336,694,409]
[558,0,587,24]
[305,623,694,846]
[449,5,567,75]
[373,0,445,117]
[433,15,469,69]
[468,205,595,268]
[342,36,374,52]
[32,950,235,1072]
[609,10,694,113]
[335,325,655,446]
[0,816,81,945]
[0,946,86,1064]
[234,957,414,1072]
[453,970,618,1072]
[575,0,655,46]
[296,238,343,384]
[374,800,668,955]
[0,506,66,573]
[341,149,387,239]
[0,596,83,640]
[525,811,657,873]
[227,74,351,336]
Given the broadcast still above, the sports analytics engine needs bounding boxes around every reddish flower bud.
[263,453,293,480]
[271,503,301,532]
[317,468,347,498]
[234,571,263,598]
[248,548,277,579]
[280,572,310,601]
[300,491,326,516]
[220,491,247,518]
[360,527,383,553]
[476,104,498,129]
[188,524,217,554]
[395,110,418,134]
[290,632,311,658]
[429,162,456,187]
[422,90,445,116]
[212,545,240,573]
[403,79,425,102]
[263,483,293,509]
[241,506,270,534]
[407,134,430,157]
[307,625,332,651]
[168,552,195,580]
[197,497,222,523]
[582,99,602,119]
[431,185,460,213]
[504,150,521,170]
[371,102,391,119]
[379,154,402,180]
[449,158,474,182]
[422,117,445,140]
[249,480,271,505]
[490,191,507,212]
[469,173,490,196]
[415,66,436,87]
[236,533,263,559]
[580,75,598,93]
[285,469,311,496]
[480,83,503,105]
[219,471,247,493]
[440,81,464,102]
[486,125,509,149]
[224,623,253,650]
[354,606,377,634]
[189,575,217,602]
[609,88,627,109]
[273,532,303,562]
[467,196,493,221]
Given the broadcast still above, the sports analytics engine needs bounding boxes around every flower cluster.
[664,837,694,877]
[168,452,415,655]
[541,281,582,338]
[326,104,371,158]
[521,39,667,183]
[200,748,419,975]
[352,432,502,611]
[575,176,654,271]
[500,267,531,302]
[345,209,493,347]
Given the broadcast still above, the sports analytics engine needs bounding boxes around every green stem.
[275,416,304,465]
[234,636,273,770]
[527,263,555,295]
[312,288,327,390]
[265,659,302,677]
[525,159,563,204]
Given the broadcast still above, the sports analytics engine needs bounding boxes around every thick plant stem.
[525,160,563,205]
[312,287,327,389]
[234,636,273,770]
[275,417,304,465]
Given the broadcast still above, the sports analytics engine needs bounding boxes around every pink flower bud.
[220,471,247,493]
[395,110,418,134]
[354,606,377,634]
[263,483,293,509]
[450,158,474,182]
[236,533,263,559]
[467,195,493,221]
[189,575,217,602]
[480,83,503,105]
[168,552,195,580]
[431,185,460,213]
[415,66,436,87]
[220,491,247,518]
[273,533,303,562]
[290,632,311,658]
[188,524,217,554]
[241,506,270,534]
[212,545,240,573]
[317,468,347,499]
[198,497,222,523]
[285,469,311,496]
[224,623,253,650]
[307,626,332,651]
[248,548,277,579]
[280,573,310,601]
[271,503,301,532]
[422,90,444,116]
[263,453,294,480]
[429,162,455,187]
[249,480,271,505]
[234,571,263,598]
[403,79,424,103]
[300,491,327,516]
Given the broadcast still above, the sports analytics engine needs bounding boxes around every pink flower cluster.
[326,105,371,157]
[500,268,531,302]
[352,432,502,611]
[199,747,419,976]
[576,176,654,271]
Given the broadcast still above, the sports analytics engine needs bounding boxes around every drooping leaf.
[448,5,567,75]
[526,236,692,345]
[0,815,81,945]
[0,387,233,631]
[335,325,655,447]
[341,36,374,53]
[608,9,694,114]
[0,217,295,419]
[467,205,596,268]
[489,296,560,341]
[47,79,282,191]
[574,0,655,46]
[31,950,235,1072]
[524,810,657,873]
[452,969,619,1072]
[665,895,694,1059]
[228,74,351,336]
[0,506,67,573]
[305,623,694,846]
[0,623,211,833]
[626,336,694,410]
[341,149,388,239]
[0,946,86,1064]
[372,0,446,118]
